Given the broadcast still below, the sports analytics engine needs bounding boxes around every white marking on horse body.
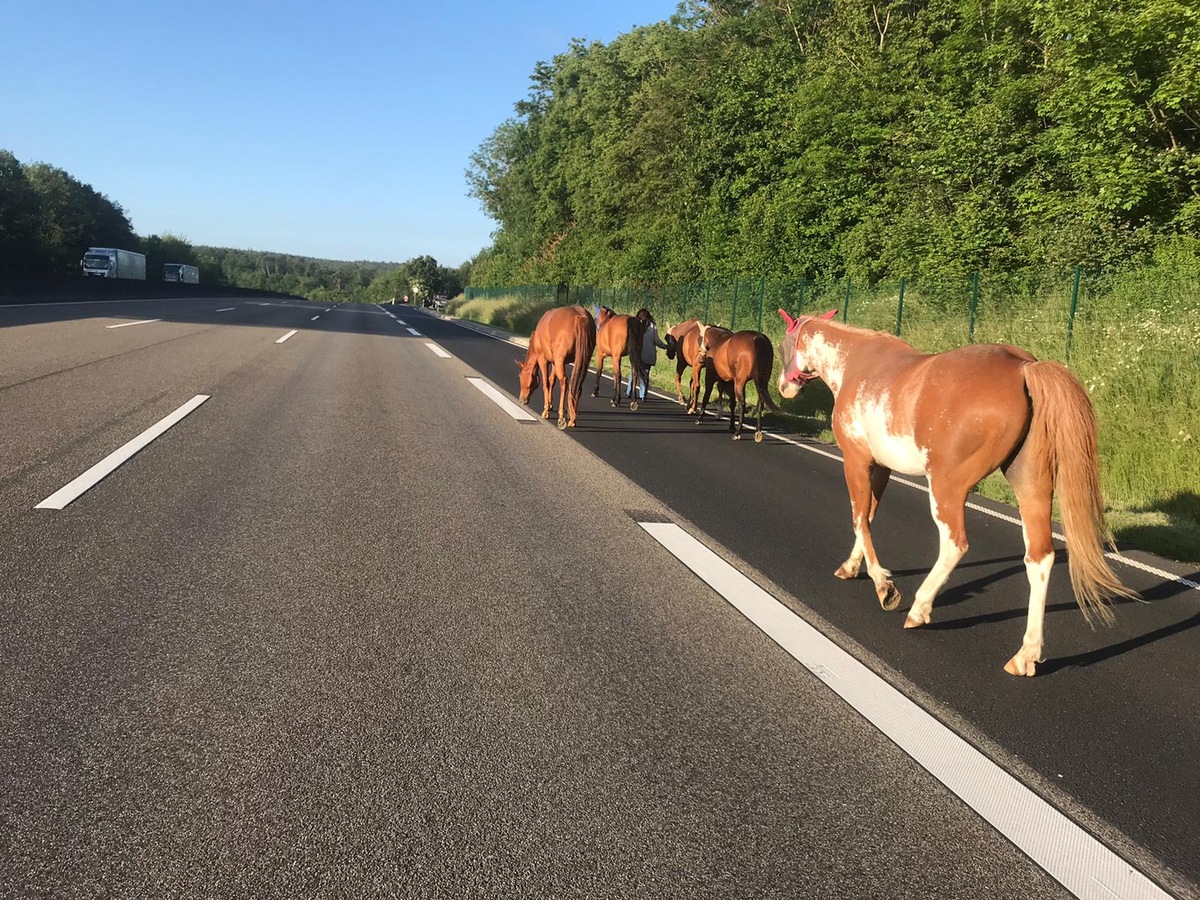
[843,393,928,476]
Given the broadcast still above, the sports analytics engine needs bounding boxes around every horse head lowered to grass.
[776,307,1137,675]
[517,305,596,428]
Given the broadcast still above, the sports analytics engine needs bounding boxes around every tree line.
[0,148,466,302]
[466,0,1200,288]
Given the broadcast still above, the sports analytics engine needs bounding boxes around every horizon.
[2,0,680,269]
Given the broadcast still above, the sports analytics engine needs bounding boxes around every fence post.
[968,271,980,343]
[895,277,906,336]
[731,279,740,331]
[756,276,766,332]
[1066,264,1082,360]
[842,277,851,322]
[704,280,712,324]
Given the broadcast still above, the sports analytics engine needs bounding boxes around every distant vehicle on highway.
[81,247,146,279]
[162,263,200,284]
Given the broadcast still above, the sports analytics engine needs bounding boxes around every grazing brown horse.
[776,308,1137,675]
[592,307,646,409]
[695,324,782,442]
[517,305,596,428]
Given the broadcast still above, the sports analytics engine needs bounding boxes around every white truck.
[81,247,146,279]
[162,263,200,284]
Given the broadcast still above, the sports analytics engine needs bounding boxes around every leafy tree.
[0,150,43,274]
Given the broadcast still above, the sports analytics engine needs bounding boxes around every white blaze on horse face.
[798,332,847,395]
[843,391,929,476]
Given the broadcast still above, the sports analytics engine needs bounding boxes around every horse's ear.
[821,309,839,321]
[779,308,800,333]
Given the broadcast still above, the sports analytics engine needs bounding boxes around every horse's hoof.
[903,611,929,629]
[1004,655,1037,677]
[732,433,741,441]
[878,582,902,611]
[754,431,763,443]
[557,418,567,430]
[630,400,639,411]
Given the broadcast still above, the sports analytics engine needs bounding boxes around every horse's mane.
[810,318,915,351]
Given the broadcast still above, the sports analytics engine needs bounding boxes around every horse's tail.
[1023,361,1137,622]
[753,333,784,415]
[570,311,595,402]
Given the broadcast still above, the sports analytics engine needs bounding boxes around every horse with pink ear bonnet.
[776,307,1136,675]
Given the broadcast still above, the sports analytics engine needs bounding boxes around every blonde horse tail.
[1023,361,1137,622]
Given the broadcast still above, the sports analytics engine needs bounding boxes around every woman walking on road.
[626,308,669,401]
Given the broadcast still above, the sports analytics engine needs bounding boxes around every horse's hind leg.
[612,357,623,407]
[1001,448,1055,676]
[904,479,970,628]
[837,459,899,609]
[731,382,745,438]
[592,354,606,397]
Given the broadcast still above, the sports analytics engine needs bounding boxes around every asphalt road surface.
[1,296,1197,899]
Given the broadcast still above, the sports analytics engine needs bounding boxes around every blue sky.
[2,1,681,267]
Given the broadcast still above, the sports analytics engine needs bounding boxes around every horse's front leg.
[904,480,969,629]
[838,454,900,610]
[539,360,553,419]
[674,361,686,405]
[552,357,570,427]
[612,357,623,407]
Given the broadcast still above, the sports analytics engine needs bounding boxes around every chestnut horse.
[517,305,596,428]
[664,319,703,411]
[592,307,646,409]
[695,325,782,442]
[776,308,1137,675]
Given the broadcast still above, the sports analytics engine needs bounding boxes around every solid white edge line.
[466,377,537,421]
[35,395,211,510]
[639,521,1173,900]
[425,342,452,358]
[105,319,162,329]
[275,330,298,344]
[406,327,422,336]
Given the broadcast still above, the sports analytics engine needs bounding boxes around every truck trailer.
[81,247,147,279]
[162,263,200,284]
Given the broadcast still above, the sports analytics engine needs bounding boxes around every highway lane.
[0,300,1079,898]
[0,297,334,514]
[0,299,1191,897]
[405,304,1200,896]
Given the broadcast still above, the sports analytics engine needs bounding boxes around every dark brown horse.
[517,305,596,428]
[695,325,782,442]
[776,307,1137,675]
[592,307,646,409]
